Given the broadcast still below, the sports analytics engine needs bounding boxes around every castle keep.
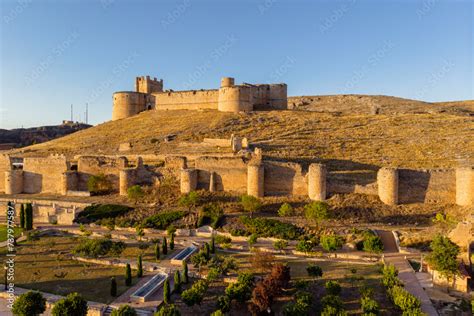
[112,76,288,120]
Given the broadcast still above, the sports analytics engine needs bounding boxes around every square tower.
[135,76,163,94]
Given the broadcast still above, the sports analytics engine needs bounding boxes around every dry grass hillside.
[9,95,474,169]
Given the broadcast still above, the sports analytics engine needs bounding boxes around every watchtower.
[135,76,163,94]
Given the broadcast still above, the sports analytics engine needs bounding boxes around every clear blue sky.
[1,0,472,129]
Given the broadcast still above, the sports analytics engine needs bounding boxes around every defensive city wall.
[112,76,288,120]
[1,151,473,208]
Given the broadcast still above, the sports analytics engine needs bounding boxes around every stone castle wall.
[0,155,12,192]
[77,155,128,191]
[153,90,219,111]
[23,156,69,194]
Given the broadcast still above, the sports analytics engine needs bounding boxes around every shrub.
[321,295,345,315]
[111,277,117,296]
[240,195,262,217]
[325,280,342,296]
[217,295,231,312]
[73,238,125,258]
[75,204,132,224]
[240,216,301,239]
[274,239,288,252]
[306,264,323,278]
[52,292,88,316]
[178,191,200,210]
[363,235,384,254]
[248,233,258,246]
[225,272,254,302]
[304,201,329,225]
[155,304,180,316]
[361,296,379,315]
[127,185,144,204]
[87,174,112,194]
[181,279,209,306]
[142,211,186,229]
[12,291,46,316]
[320,235,344,252]
[296,239,314,253]
[209,255,237,275]
[426,235,460,281]
[214,235,232,245]
[282,291,312,316]
[278,203,294,217]
[388,285,421,313]
[197,203,224,228]
[382,264,401,288]
[111,305,137,316]
[210,311,224,316]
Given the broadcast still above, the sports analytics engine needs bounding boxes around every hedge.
[75,204,132,224]
[142,210,186,229]
[239,216,301,240]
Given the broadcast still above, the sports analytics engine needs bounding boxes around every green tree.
[52,292,88,316]
[174,270,181,293]
[136,226,144,241]
[278,203,294,217]
[20,204,25,229]
[155,242,160,261]
[111,277,117,297]
[320,235,343,252]
[363,235,384,254]
[170,233,175,250]
[204,242,210,259]
[306,264,323,278]
[155,304,180,316]
[127,185,144,204]
[304,201,329,226]
[240,195,262,218]
[182,260,189,284]
[111,305,137,316]
[210,235,216,254]
[25,203,33,231]
[162,237,168,255]
[137,255,143,277]
[125,263,132,286]
[248,234,258,247]
[181,280,208,306]
[426,235,460,289]
[164,278,171,304]
[12,291,46,316]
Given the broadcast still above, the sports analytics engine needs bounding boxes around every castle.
[112,76,288,120]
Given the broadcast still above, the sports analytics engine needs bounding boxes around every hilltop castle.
[112,76,288,120]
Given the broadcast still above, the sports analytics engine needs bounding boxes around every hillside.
[8,95,474,169]
[0,122,91,149]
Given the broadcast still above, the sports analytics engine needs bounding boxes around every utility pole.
[70,104,73,122]
[85,103,88,124]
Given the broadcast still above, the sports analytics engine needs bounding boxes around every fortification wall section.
[328,171,378,196]
[112,92,154,120]
[153,90,219,110]
[23,156,69,194]
[77,156,128,191]
[398,169,456,204]
[0,155,12,193]
[263,161,307,196]
[194,156,247,193]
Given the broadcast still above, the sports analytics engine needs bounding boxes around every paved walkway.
[376,230,439,316]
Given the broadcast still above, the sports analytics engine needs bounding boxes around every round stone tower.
[218,77,252,112]
[377,167,399,205]
[456,167,474,206]
[112,92,147,121]
[220,77,235,88]
[308,163,327,201]
[247,164,264,197]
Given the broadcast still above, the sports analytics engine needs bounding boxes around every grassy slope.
[9,95,474,169]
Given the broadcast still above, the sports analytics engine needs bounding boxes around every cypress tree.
[125,263,132,286]
[170,233,175,250]
[163,278,170,304]
[20,204,25,229]
[25,203,33,231]
[162,237,168,255]
[182,260,189,284]
[210,235,215,254]
[155,242,160,261]
[204,242,210,259]
[173,270,181,293]
[137,255,143,278]
[110,277,117,297]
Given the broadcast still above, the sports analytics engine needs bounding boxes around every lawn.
[0,225,23,242]
[0,236,139,304]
